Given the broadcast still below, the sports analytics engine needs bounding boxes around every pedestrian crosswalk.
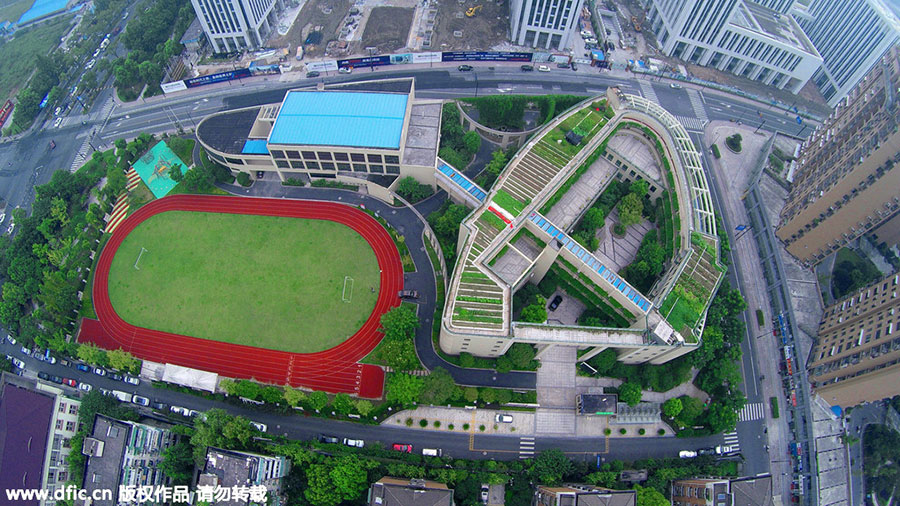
[723,431,741,453]
[674,115,707,132]
[638,80,660,104]
[687,88,709,122]
[738,402,765,422]
[519,437,535,459]
[70,137,93,172]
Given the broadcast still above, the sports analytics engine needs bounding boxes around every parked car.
[669,83,683,89]
[548,295,563,311]
[250,421,268,432]
[60,359,73,368]
[306,71,321,78]
[21,346,31,356]
[319,435,340,444]
[122,375,140,386]
[256,171,265,179]
[538,65,550,72]
[11,358,25,369]
[556,62,570,69]
[93,367,107,377]
[150,400,166,410]
[34,353,45,362]
[170,406,190,416]
[44,354,57,365]
[132,395,150,407]
[62,378,77,387]
[481,485,489,503]
[6,335,16,345]
[392,443,413,453]
[343,438,364,448]
[520,64,534,71]
[679,450,697,458]
[495,414,513,423]
[398,290,419,299]
[76,364,91,373]
[38,371,51,381]
[109,373,124,382]
[422,448,442,457]
[79,383,93,392]
[48,375,63,384]
[457,64,474,71]
[188,410,200,418]
[53,117,63,128]
[338,67,352,74]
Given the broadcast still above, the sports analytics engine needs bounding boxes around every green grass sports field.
[107,211,380,353]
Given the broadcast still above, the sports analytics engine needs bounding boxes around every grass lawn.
[492,189,528,217]
[107,211,381,353]
[536,106,607,161]
[0,0,31,24]
[0,16,72,102]
[165,137,195,166]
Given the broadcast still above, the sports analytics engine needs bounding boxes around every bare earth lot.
[267,0,351,58]
[361,6,414,52]
[432,0,509,51]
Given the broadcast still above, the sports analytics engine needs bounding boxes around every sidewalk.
[382,406,535,435]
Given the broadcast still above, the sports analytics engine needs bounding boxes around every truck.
[110,390,132,402]
[295,46,304,60]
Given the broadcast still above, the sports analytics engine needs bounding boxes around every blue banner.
[441,51,532,62]
[338,55,391,69]
[185,68,252,88]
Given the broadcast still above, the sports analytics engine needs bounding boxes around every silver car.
[131,395,150,407]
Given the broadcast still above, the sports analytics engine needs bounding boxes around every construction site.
[431,0,509,51]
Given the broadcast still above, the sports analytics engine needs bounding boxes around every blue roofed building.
[196,77,441,191]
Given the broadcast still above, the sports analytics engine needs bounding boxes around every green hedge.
[756,309,765,327]
[457,296,503,305]
[711,144,721,159]
[770,397,779,419]
[480,211,507,231]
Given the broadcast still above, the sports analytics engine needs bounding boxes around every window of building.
[337,163,351,171]
[286,150,300,159]
[69,405,78,415]
[334,152,349,161]
[370,165,384,173]
[305,161,319,170]
[65,421,76,432]
[290,160,304,169]
[353,163,367,172]
[317,152,333,160]
[270,150,285,159]
[386,165,400,174]
[302,151,317,159]
[385,155,399,164]
[321,162,335,170]
[225,157,245,165]
[367,154,382,163]
[351,153,366,162]
[56,419,64,430]
[58,403,66,413]
[276,160,289,168]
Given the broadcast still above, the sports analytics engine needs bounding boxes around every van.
[422,448,442,457]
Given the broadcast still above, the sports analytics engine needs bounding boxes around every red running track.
[79,194,402,398]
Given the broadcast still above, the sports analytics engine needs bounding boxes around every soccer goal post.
[342,276,354,303]
[134,247,148,270]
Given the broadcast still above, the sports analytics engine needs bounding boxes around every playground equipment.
[465,5,482,17]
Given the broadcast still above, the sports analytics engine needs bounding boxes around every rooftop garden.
[460,94,587,130]
[533,101,612,166]
[658,235,724,341]
[492,189,529,217]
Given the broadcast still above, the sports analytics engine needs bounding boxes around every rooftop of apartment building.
[367,477,453,506]
[536,485,637,506]
[0,376,55,505]
[82,415,131,506]
[733,1,819,55]
[672,475,774,506]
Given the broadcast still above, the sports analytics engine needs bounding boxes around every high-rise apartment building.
[776,45,900,267]
[809,273,900,407]
[794,0,900,106]
[647,0,822,92]
[509,0,585,50]
[190,0,281,53]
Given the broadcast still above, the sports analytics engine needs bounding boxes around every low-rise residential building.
[535,484,636,506]
[0,372,83,506]
[199,447,290,506]
[367,477,454,506]
[809,273,900,407]
[81,415,178,505]
[670,475,775,506]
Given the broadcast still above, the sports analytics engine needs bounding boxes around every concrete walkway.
[575,370,710,403]
[383,406,534,435]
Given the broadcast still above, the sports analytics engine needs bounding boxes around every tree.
[532,449,573,486]
[676,396,705,426]
[283,385,306,407]
[190,409,255,464]
[182,166,212,192]
[81,69,98,90]
[581,208,606,231]
[307,390,329,412]
[234,379,261,400]
[396,176,433,203]
[634,484,669,506]
[380,305,420,340]
[630,179,650,197]
[485,149,508,176]
[354,399,373,417]
[480,387,497,404]
[464,387,479,403]
[106,348,140,373]
[158,440,194,485]
[219,379,238,396]
[77,343,108,366]
[169,163,184,182]
[520,296,547,323]
[463,130,482,155]
[385,373,424,405]
[261,386,283,404]
[0,355,12,374]
[662,398,683,418]
[619,382,642,407]
[373,337,419,371]
[618,192,644,228]
[332,393,354,414]
[420,367,460,405]
[305,456,376,506]
[704,399,739,433]
[506,343,536,369]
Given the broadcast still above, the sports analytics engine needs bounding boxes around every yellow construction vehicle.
[465,5,483,17]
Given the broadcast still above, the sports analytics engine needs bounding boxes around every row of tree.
[439,103,482,171]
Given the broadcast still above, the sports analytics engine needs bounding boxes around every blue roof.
[17,0,68,24]
[268,91,408,149]
[242,139,269,154]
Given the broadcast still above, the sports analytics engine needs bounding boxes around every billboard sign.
[161,80,188,93]
[413,52,442,63]
[250,63,281,76]
[185,68,252,88]
[441,51,532,62]
[338,55,391,69]
[306,60,339,72]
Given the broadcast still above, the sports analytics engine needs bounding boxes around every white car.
[44,354,57,365]
[5,335,14,345]
[670,83,683,89]
[188,410,200,418]
[495,414,513,423]
[10,357,25,369]
[86,59,96,69]
[53,117,62,128]
[170,406,190,416]
[93,367,106,376]
[538,65,550,72]
[122,375,140,386]
[131,395,150,406]
[250,421,267,432]
[715,445,734,454]
[21,346,31,356]
[79,383,93,392]
[679,450,697,458]
[338,67,352,74]
[343,438,364,448]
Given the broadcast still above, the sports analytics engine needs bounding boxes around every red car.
[62,378,77,388]
[392,443,413,453]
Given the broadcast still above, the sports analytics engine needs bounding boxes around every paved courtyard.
[545,156,616,230]
[535,345,577,434]
[593,209,654,271]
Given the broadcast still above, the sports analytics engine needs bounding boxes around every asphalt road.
[847,402,887,505]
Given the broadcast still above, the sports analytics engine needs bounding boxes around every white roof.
[141,360,219,392]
